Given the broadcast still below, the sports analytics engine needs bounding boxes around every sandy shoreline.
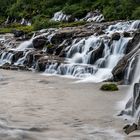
[0,69,139,140]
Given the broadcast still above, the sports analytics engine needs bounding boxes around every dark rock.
[121,82,140,117]
[51,30,74,45]
[132,83,140,113]
[123,32,131,37]
[125,32,140,54]
[35,57,48,72]
[55,45,65,56]
[111,32,120,41]
[10,66,18,70]
[89,41,105,64]
[12,30,24,37]
[67,16,75,22]
[46,44,56,55]
[34,53,44,62]
[123,123,138,135]
[112,32,140,82]
[18,65,27,71]
[24,51,34,67]
[0,63,11,70]
[13,51,23,62]
[33,36,47,49]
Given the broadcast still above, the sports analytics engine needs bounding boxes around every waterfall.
[0,52,14,66]
[130,20,140,30]
[51,11,72,22]
[44,21,134,82]
[15,40,33,51]
[0,20,139,83]
[118,41,140,124]
[14,51,31,66]
[125,56,136,84]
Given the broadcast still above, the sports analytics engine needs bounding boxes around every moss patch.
[100,83,119,91]
[0,25,33,34]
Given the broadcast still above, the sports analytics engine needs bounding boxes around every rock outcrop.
[122,82,140,134]
[112,32,140,83]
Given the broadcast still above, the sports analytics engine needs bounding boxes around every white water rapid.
[44,21,138,82]
[0,20,140,83]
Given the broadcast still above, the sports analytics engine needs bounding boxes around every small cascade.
[51,11,72,22]
[106,37,131,68]
[83,11,104,22]
[14,51,31,66]
[119,42,140,124]
[0,52,14,66]
[106,21,133,34]
[130,20,140,30]
[15,39,33,51]
[124,47,140,85]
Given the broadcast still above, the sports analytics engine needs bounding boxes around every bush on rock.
[100,83,119,91]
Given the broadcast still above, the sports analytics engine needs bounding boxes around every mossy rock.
[100,83,119,91]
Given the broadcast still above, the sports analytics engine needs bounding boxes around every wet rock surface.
[0,20,140,83]
[112,32,140,83]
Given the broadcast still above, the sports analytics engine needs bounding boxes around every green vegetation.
[0,0,140,33]
[100,83,119,91]
[0,24,33,34]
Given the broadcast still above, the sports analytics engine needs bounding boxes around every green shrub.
[46,44,54,48]
[100,83,119,91]
[132,7,140,19]
[33,16,59,30]
[16,25,33,33]
[59,21,86,28]
[0,25,33,34]
[0,28,12,34]
[63,4,88,19]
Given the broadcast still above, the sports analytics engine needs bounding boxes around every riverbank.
[0,69,139,140]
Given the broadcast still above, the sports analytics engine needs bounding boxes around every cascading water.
[44,21,135,82]
[120,51,140,120]
[0,52,14,66]
[51,11,72,22]
[0,20,140,83]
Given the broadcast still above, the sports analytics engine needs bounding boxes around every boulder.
[119,81,140,117]
[12,30,24,37]
[111,32,120,41]
[34,53,44,62]
[123,123,138,135]
[46,44,56,55]
[112,32,140,82]
[35,57,48,72]
[89,41,105,64]
[55,45,65,56]
[33,36,47,49]
[123,32,131,37]
[0,63,10,70]
[125,32,140,54]
[51,30,74,45]
[13,51,23,62]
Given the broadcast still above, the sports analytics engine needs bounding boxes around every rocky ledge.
[0,20,140,83]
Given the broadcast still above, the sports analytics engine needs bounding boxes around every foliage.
[33,15,59,30]
[100,83,119,91]
[0,25,33,34]
[59,21,86,28]
[132,6,140,19]
[0,0,140,31]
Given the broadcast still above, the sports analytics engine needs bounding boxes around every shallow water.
[0,70,139,140]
